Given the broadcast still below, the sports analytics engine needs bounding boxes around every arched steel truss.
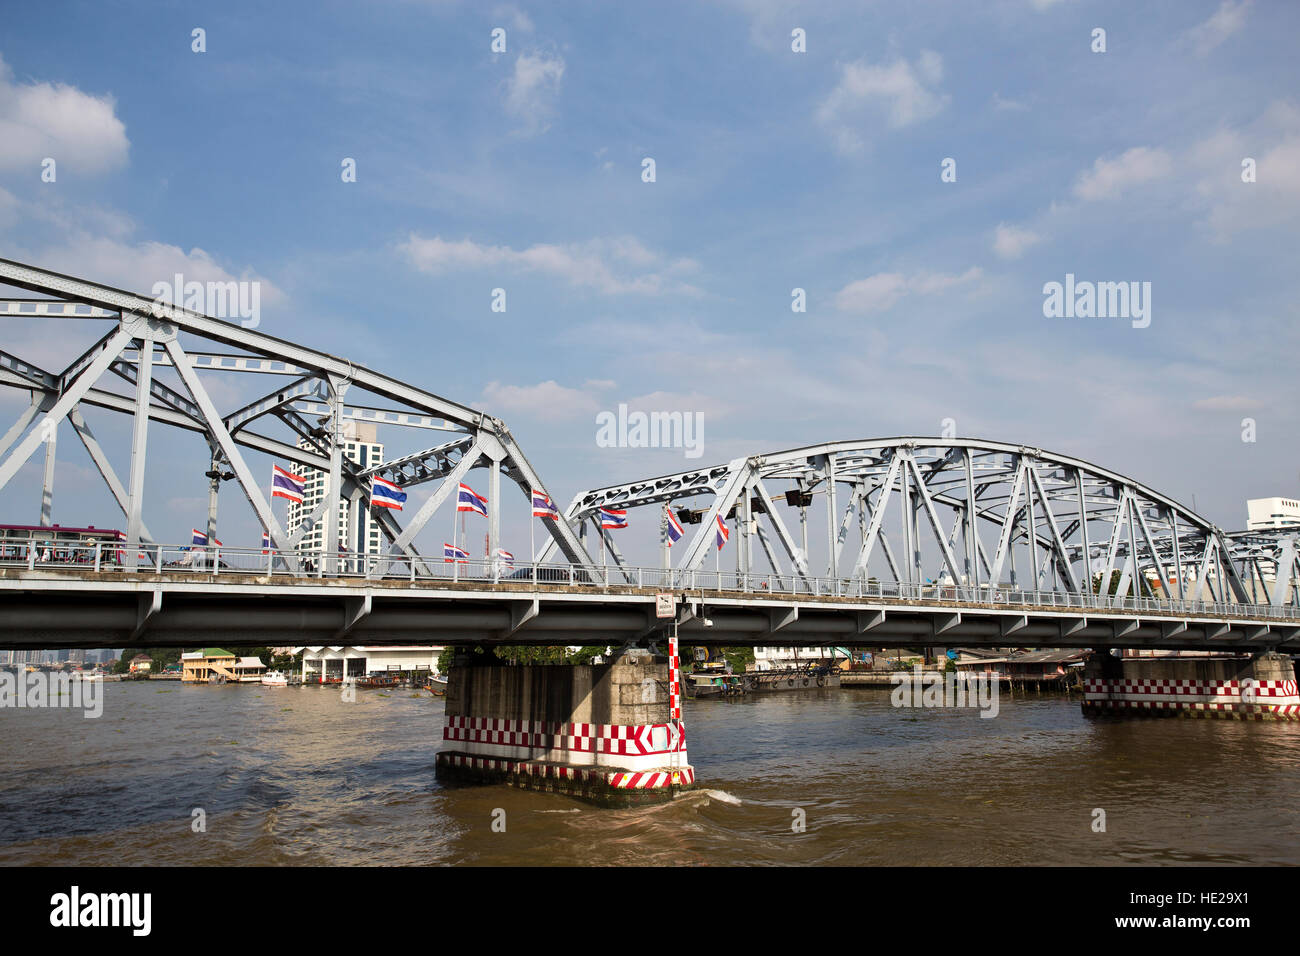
[2,258,1294,612]
[545,439,1300,608]
[0,258,600,576]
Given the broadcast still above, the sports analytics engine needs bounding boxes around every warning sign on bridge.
[655,593,675,618]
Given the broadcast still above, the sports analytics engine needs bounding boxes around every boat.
[684,664,841,698]
[354,674,402,689]
[747,665,841,692]
[423,674,448,696]
[684,671,747,699]
[260,670,288,686]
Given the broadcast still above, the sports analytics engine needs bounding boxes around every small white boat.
[260,670,288,686]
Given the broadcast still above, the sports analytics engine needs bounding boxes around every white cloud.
[493,3,534,33]
[504,52,564,134]
[34,236,284,306]
[834,267,982,314]
[1187,101,1300,237]
[0,186,18,230]
[0,187,283,310]
[1192,395,1259,411]
[0,54,129,174]
[622,389,733,421]
[481,380,600,422]
[1072,147,1172,201]
[1187,0,1251,56]
[992,223,1043,260]
[991,92,1029,112]
[816,51,948,152]
[398,234,703,296]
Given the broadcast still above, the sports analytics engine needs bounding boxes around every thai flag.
[715,514,729,550]
[531,489,559,519]
[371,476,407,511]
[600,508,628,530]
[457,483,488,516]
[261,532,271,554]
[115,530,145,561]
[271,465,306,504]
[192,529,223,548]
[496,548,514,568]
[443,543,469,563]
[665,506,684,545]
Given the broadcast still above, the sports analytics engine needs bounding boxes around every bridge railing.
[3,536,1297,621]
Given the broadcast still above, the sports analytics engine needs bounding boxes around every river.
[3,680,1299,866]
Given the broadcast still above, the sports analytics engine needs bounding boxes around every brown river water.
[3,680,1299,866]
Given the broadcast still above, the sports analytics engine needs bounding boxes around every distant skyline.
[1,0,1297,564]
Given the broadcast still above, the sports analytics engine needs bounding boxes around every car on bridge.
[505,566,575,583]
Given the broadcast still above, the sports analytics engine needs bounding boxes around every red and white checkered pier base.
[436,751,696,806]
[1082,653,1300,721]
[436,648,695,807]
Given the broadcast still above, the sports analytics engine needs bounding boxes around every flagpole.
[661,507,669,576]
[451,499,459,583]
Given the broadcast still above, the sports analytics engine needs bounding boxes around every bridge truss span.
[550,438,1300,611]
[0,258,601,579]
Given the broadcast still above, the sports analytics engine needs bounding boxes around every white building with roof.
[297,645,445,682]
[1247,497,1300,531]
[751,646,846,671]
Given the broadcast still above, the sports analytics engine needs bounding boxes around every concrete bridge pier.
[436,640,695,806]
[1082,650,1300,720]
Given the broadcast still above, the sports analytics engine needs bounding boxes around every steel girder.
[0,257,599,575]
[548,437,1271,606]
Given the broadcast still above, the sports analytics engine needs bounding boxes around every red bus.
[0,524,127,565]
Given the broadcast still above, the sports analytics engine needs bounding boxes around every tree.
[1092,570,1158,598]
[270,649,302,671]
[722,646,755,674]
[436,645,613,670]
[566,646,607,665]
[113,647,183,673]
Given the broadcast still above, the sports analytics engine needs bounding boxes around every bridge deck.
[1,565,1295,653]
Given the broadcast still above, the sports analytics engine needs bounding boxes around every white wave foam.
[683,788,742,805]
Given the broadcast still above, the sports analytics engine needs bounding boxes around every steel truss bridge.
[0,258,1297,653]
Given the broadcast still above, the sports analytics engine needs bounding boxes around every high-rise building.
[1246,497,1300,531]
[285,421,385,559]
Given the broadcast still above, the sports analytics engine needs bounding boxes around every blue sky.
[0,0,1297,562]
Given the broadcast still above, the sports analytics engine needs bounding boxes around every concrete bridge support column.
[436,647,695,806]
[1082,651,1300,720]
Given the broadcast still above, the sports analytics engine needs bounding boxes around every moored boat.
[423,674,448,696]
[684,671,747,699]
[355,674,402,689]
